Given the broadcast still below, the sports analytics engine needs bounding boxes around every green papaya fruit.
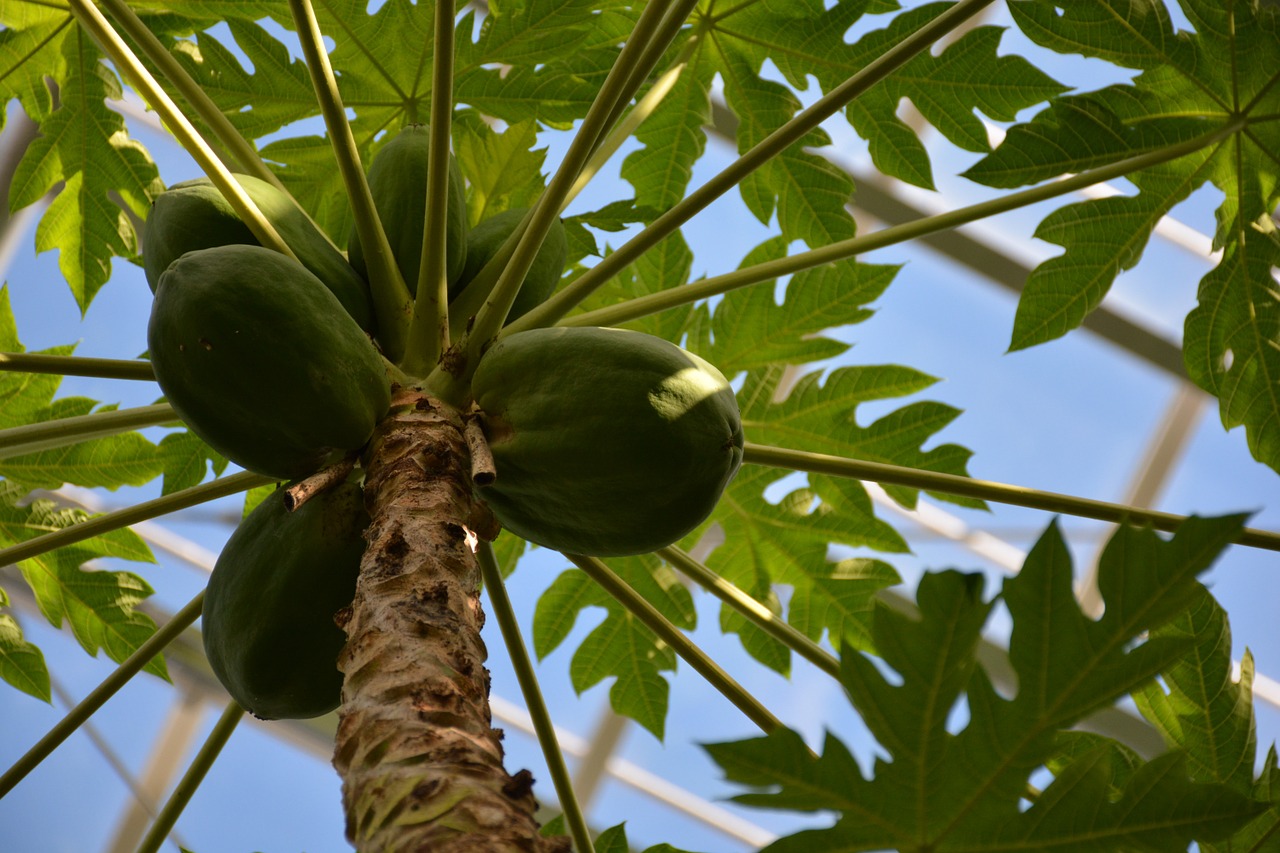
[448,208,567,324]
[202,481,367,720]
[149,244,391,480]
[144,173,374,331]
[472,326,743,556]
[347,124,468,294]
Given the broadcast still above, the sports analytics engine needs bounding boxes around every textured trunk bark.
[332,389,568,852]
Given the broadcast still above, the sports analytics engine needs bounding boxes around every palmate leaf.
[615,0,1060,236]
[453,112,548,226]
[967,0,1280,472]
[706,515,1264,852]
[532,553,696,739]
[686,237,899,376]
[0,286,171,492]
[1134,587,1280,850]
[4,25,161,312]
[170,18,318,142]
[680,348,972,673]
[0,586,50,702]
[0,483,162,681]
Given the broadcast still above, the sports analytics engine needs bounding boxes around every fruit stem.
[0,470,275,569]
[401,0,458,376]
[462,410,495,486]
[564,118,1247,330]
[0,352,155,381]
[0,402,178,460]
[566,553,786,736]
[743,442,1280,552]
[286,0,413,361]
[283,456,357,511]
[0,591,206,798]
[136,702,245,853]
[478,542,594,853]
[506,0,998,334]
[66,0,300,264]
[428,0,685,401]
[657,545,841,678]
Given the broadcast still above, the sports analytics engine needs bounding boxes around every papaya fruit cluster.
[142,125,570,482]
[143,123,742,718]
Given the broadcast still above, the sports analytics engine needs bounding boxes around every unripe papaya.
[472,326,744,556]
[202,482,368,720]
[148,244,391,480]
[143,173,375,331]
[347,124,468,293]
[449,208,567,323]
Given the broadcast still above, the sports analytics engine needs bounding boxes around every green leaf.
[8,29,161,312]
[454,113,548,226]
[701,465,904,670]
[0,288,167,492]
[720,48,856,249]
[172,20,318,142]
[466,0,602,66]
[739,363,979,508]
[158,431,228,496]
[533,554,694,739]
[689,237,899,376]
[593,823,628,853]
[0,589,50,702]
[1135,587,1255,792]
[0,13,71,125]
[786,557,900,653]
[619,40,715,211]
[967,749,1265,851]
[0,425,166,492]
[710,2,1064,190]
[1184,221,1280,475]
[1047,730,1143,797]
[1133,586,1280,851]
[0,485,163,680]
[257,134,355,241]
[981,0,1280,471]
[489,530,527,580]
[705,516,1260,851]
[316,0,434,122]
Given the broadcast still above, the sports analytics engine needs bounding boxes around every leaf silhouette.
[706,516,1265,851]
[966,0,1280,472]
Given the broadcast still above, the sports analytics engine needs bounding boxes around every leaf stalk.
[0,470,274,569]
[0,402,177,460]
[568,118,1247,328]
[566,553,785,736]
[65,0,299,263]
[479,543,594,853]
[136,701,245,853]
[743,442,1280,552]
[96,0,283,191]
[0,353,155,381]
[402,0,458,376]
[657,545,840,678]
[509,0,999,332]
[427,0,687,400]
[0,591,205,798]
[285,0,413,362]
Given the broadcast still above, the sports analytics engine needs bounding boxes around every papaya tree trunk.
[332,389,567,852]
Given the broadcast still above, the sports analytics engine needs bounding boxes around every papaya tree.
[1,0,1279,851]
